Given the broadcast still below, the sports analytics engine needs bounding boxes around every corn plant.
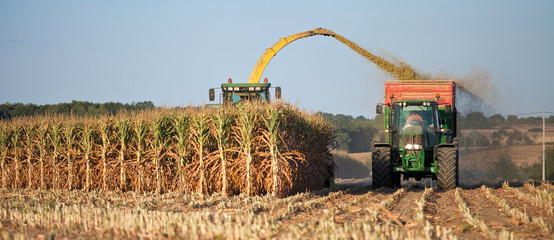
[151,115,172,194]
[10,123,22,188]
[63,122,76,190]
[171,115,190,193]
[133,118,148,193]
[117,118,130,191]
[98,118,112,190]
[80,121,96,191]
[213,109,231,196]
[261,105,283,196]
[236,105,258,196]
[23,123,36,188]
[50,122,62,189]
[0,122,9,189]
[191,113,210,194]
[37,122,49,189]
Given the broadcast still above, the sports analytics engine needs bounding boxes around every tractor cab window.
[224,90,268,104]
[393,103,438,149]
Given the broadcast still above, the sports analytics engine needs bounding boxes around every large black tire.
[437,147,458,189]
[372,147,392,188]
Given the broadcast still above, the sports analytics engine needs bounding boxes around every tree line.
[0,101,155,120]
[458,112,554,129]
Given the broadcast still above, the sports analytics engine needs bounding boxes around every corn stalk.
[171,115,190,193]
[191,113,210,194]
[50,122,62,189]
[117,119,129,191]
[63,122,76,190]
[151,115,172,194]
[262,105,282,196]
[80,121,95,191]
[10,124,22,188]
[133,119,148,193]
[237,105,258,196]
[24,123,36,188]
[0,122,9,189]
[99,119,112,191]
[38,122,49,189]
[213,109,231,196]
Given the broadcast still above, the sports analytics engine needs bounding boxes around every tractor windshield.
[392,103,439,149]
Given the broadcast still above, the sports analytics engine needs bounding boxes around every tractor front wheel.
[372,146,392,188]
[437,146,458,189]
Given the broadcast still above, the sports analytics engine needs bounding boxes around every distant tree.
[319,112,379,153]
[506,130,533,146]
[521,145,554,180]
[488,114,505,126]
[465,112,490,129]
[506,115,518,124]
[491,155,521,180]
[462,130,491,147]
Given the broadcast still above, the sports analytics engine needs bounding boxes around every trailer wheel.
[372,146,392,188]
[437,146,458,189]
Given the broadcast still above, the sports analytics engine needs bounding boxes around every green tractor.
[372,80,459,189]
[209,78,281,105]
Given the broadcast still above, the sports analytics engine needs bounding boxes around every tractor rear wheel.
[372,146,392,188]
[437,147,458,189]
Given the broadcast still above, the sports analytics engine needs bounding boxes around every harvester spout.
[247,28,336,83]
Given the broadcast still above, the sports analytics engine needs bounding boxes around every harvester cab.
[209,78,281,105]
[373,80,458,190]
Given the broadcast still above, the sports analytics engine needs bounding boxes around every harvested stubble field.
[0,180,552,239]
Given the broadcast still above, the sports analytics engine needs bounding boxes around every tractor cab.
[391,101,440,151]
[209,78,281,105]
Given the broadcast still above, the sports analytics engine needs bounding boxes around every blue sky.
[1,1,553,118]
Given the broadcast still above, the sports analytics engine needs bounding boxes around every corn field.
[0,102,335,197]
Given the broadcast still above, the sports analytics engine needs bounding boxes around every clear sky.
[1,1,553,118]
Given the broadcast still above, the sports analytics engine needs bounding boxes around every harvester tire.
[372,146,392,188]
[437,147,458,190]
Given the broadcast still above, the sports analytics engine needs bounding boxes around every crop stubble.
[2,181,551,239]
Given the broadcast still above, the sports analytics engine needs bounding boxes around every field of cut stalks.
[1,180,552,239]
[0,102,334,197]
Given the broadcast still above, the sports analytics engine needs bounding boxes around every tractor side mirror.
[376,104,383,114]
[445,104,451,114]
[275,87,282,99]
[209,88,215,101]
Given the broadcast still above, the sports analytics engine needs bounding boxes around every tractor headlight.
[405,144,422,150]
